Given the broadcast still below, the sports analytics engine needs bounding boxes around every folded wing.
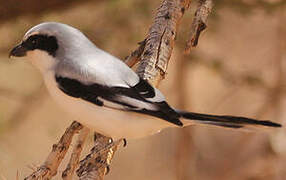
[55,76,183,126]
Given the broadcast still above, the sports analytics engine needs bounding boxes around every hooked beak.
[9,43,27,58]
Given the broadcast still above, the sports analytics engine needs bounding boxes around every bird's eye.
[22,34,58,56]
[31,39,38,45]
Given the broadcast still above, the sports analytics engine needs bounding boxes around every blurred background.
[0,0,285,179]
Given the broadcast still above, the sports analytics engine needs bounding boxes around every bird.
[9,22,281,140]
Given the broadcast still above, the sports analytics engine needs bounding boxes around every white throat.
[27,50,57,74]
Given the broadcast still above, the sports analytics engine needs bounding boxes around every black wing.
[55,76,183,126]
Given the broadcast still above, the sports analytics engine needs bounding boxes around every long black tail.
[177,110,282,129]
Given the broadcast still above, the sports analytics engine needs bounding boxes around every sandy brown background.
[0,0,285,179]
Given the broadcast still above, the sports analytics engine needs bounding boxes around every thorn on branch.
[185,0,213,54]
[192,20,207,47]
[124,39,146,67]
[181,7,186,14]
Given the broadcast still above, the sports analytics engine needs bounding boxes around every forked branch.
[24,121,83,180]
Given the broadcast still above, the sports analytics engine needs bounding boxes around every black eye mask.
[22,34,59,57]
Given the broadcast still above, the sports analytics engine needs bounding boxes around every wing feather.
[55,76,183,126]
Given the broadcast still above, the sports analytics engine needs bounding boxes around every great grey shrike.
[9,22,281,139]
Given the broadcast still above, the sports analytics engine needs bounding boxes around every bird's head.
[9,22,93,73]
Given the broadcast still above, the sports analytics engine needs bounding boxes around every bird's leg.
[77,133,124,178]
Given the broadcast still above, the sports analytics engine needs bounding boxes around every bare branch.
[185,0,213,54]
[124,39,146,67]
[77,133,123,180]
[62,127,90,180]
[137,0,191,85]
[24,121,83,180]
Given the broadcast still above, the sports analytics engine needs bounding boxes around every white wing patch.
[98,96,158,111]
[116,96,158,110]
[146,88,165,102]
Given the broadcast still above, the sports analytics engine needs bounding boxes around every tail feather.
[177,111,282,129]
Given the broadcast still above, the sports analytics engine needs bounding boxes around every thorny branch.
[77,133,124,180]
[62,127,90,180]
[125,39,146,67]
[185,0,213,53]
[136,0,191,86]
[24,121,83,180]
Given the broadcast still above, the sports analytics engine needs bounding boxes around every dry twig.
[24,121,83,180]
[62,127,90,180]
[185,0,213,53]
[136,0,191,85]
[77,133,123,180]
[124,39,146,67]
